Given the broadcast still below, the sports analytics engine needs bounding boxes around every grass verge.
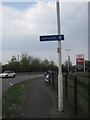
[71,72,88,78]
[2,80,30,118]
[45,74,88,118]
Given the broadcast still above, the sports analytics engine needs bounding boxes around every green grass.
[2,77,44,118]
[71,72,88,78]
[49,77,58,95]
[46,74,88,118]
[64,77,88,118]
[63,95,76,118]
[2,80,29,118]
[46,77,76,117]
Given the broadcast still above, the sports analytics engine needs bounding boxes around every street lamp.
[66,49,71,73]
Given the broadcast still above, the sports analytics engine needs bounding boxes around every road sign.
[76,58,84,62]
[40,35,64,42]
[76,57,84,72]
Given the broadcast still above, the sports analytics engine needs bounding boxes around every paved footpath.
[14,77,67,118]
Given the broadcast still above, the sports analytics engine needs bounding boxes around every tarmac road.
[2,74,44,92]
[14,78,67,118]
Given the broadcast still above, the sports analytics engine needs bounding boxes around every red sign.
[76,58,84,63]
[76,54,85,71]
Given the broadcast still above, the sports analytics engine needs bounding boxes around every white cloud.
[2,1,88,65]
[2,2,57,51]
[2,0,90,2]
[0,5,2,63]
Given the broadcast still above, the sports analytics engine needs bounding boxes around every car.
[0,71,16,78]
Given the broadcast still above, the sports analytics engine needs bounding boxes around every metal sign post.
[56,0,63,112]
[40,0,64,112]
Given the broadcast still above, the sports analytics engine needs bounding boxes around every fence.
[45,72,90,119]
[64,73,90,119]
[45,72,58,95]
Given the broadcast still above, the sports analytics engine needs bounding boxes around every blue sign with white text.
[40,35,64,42]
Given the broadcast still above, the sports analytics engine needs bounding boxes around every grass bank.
[45,73,88,118]
[71,72,88,78]
[2,80,30,118]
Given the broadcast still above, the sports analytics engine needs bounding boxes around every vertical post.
[88,78,90,119]
[74,76,77,115]
[49,72,50,84]
[65,74,68,100]
[88,2,90,119]
[52,71,55,88]
[56,0,63,111]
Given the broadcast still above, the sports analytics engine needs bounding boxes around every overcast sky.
[0,0,88,65]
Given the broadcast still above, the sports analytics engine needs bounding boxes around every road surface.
[14,78,67,118]
[2,74,44,92]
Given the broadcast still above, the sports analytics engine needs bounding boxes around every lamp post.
[66,49,71,73]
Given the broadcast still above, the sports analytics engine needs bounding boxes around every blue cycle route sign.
[40,35,64,42]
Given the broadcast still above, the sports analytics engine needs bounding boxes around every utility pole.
[56,0,63,112]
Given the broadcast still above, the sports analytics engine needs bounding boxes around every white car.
[0,71,16,78]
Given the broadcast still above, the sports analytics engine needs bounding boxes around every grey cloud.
[2,1,88,64]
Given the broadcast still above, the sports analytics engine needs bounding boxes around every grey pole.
[56,0,63,111]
